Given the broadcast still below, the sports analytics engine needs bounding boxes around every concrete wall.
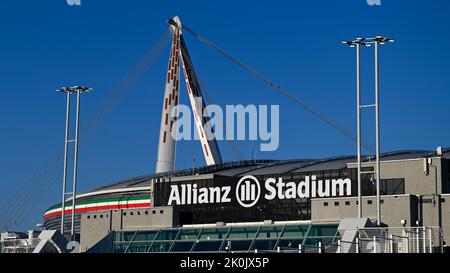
[80,211,112,253]
[348,157,445,196]
[311,194,418,228]
[344,157,450,244]
[442,159,449,194]
[80,206,176,252]
[421,194,450,245]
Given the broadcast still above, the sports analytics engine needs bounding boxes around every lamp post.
[57,85,92,237]
[342,38,371,219]
[370,36,394,226]
[342,36,393,225]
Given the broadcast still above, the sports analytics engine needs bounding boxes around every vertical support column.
[428,228,433,253]
[356,237,359,253]
[422,226,427,253]
[416,229,420,253]
[402,229,408,253]
[389,234,393,253]
[373,236,377,253]
[70,90,81,238]
[356,43,362,219]
[155,22,182,173]
[61,92,71,234]
[179,35,222,166]
[58,85,90,239]
[375,41,381,226]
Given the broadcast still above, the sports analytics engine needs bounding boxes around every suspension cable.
[0,31,171,230]
[182,24,374,153]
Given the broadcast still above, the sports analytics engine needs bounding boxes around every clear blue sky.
[0,0,449,230]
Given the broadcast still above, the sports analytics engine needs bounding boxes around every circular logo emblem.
[236,175,261,208]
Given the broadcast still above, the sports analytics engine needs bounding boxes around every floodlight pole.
[374,41,381,226]
[343,36,393,224]
[343,39,365,219]
[70,89,81,237]
[58,86,91,238]
[356,43,362,219]
[60,92,71,234]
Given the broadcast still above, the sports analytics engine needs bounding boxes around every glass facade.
[154,168,405,225]
[112,223,340,253]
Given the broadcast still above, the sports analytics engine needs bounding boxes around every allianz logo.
[167,175,352,208]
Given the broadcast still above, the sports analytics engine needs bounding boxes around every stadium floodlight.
[342,35,394,226]
[372,36,394,226]
[342,38,364,219]
[57,86,92,94]
[58,85,92,237]
[365,35,395,44]
[342,38,371,48]
[57,87,71,93]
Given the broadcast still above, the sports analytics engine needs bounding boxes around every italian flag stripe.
[46,195,151,211]
[44,197,152,219]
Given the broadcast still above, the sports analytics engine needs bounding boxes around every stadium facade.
[41,148,450,252]
[33,17,449,253]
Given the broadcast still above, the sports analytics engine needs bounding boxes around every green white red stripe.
[44,195,152,219]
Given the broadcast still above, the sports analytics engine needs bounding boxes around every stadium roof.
[87,147,450,194]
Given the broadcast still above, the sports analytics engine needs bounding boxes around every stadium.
[42,148,450,253]
[2,15,448,254]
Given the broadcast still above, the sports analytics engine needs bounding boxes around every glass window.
[147,241,173,253]
[113,243,127,253]
[256,226,283,239]
[127,242,150,253]
[171,241,195,252]
[155,229,180,241]
[122,231,137,241]
[380,178,405,195]
[198,228,230,240]
[251,239,278,251]
[134,230,158,241]
[282,225,309,238]
[277,238,302,249]
[227,227,258,239]
[194,240,223,252]
[178,229,201,240]
[307,224,338,237]
[113,232,123,241]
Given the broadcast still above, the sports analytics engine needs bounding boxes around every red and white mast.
[155,16,222,173]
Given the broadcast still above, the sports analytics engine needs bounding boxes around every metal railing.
[329,226,444,253]
[112,226,444,253]
[239,227,444,253]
